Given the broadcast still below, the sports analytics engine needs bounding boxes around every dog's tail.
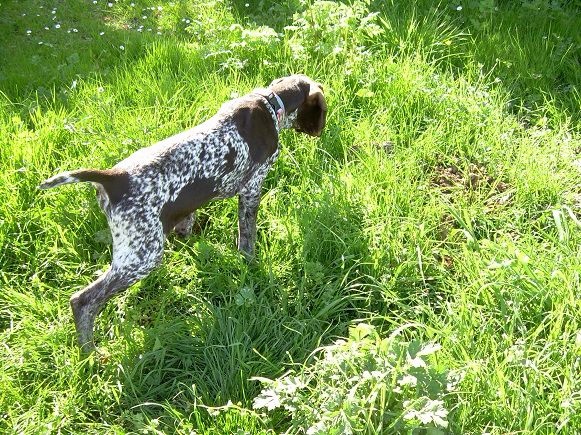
[39,169,122,190]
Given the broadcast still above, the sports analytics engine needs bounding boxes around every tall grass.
[1,0,580,433]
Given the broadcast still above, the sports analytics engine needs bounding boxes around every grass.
[1,0,580,433]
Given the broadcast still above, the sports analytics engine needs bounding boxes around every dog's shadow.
[99,239,258,398]
[94,192,365,423]
[99,237,324,413]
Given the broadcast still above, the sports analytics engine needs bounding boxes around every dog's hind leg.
[70,222,165,352]
[70,269,131,352]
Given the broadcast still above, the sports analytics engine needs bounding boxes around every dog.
[39,74,327,352]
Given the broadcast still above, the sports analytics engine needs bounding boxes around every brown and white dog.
[39,75,327,352]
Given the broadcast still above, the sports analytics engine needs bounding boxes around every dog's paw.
[173,213,196,238]
[173,227,193,238]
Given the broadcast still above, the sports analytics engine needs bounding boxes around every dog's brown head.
[269,75,327,137]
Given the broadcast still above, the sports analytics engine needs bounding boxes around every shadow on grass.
[0,0,228,107]
[1,0,138,101]
[373,1,580,123]
[229,0,301,30]
[99,190,368,425]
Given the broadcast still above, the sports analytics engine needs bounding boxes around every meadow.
[1,0,580,433]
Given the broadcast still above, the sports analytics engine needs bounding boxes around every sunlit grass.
[1,0,580,433]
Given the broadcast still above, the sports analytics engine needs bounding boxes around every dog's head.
[269,75,327,137]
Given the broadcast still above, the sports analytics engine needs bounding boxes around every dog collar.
[253,89,285,128]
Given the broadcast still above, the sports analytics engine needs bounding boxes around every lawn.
[1,0,580,433]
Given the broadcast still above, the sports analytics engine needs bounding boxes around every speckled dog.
[39,75,327,352]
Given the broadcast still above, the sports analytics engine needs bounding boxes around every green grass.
[1,0,580,433]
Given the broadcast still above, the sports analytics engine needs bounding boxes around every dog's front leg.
[237,153,278,257]
[237,190,261,257]
[173,212,196,237]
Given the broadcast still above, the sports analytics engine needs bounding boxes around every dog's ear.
[269,77,285,86]
[296,85,327,137]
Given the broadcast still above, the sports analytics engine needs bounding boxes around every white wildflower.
[398,374,418,387]
[416,342,442,357]
[408,356,426,368]
[404,399,449,428]
[253,389,281,411]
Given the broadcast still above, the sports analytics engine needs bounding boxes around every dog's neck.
[253,89,287,131]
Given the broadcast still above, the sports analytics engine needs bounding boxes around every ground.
[1,0,580,433]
